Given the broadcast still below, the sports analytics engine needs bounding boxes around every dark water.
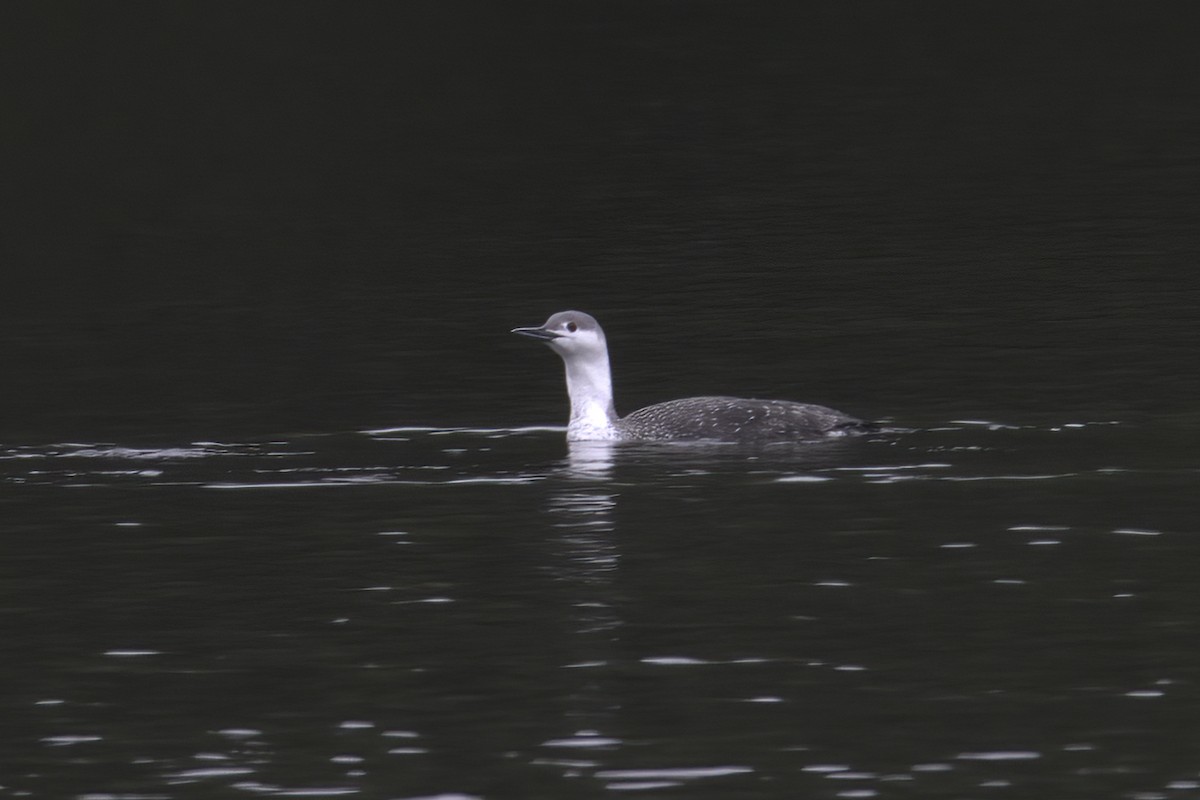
[3,3,1200,798]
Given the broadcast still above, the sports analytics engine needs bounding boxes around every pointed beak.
[512,325,561,341]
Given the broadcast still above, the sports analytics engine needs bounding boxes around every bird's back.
[617,396,871,442]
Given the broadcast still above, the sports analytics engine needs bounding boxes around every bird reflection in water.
[535,441,626,764]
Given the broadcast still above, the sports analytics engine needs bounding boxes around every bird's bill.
[511,326,561,341]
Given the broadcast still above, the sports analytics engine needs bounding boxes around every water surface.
[3,419,1198,798]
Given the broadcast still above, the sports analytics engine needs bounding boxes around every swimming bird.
[512,310,872,442]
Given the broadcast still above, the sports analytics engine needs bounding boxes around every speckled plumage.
[618,396,865,441]
[512,310,872,443]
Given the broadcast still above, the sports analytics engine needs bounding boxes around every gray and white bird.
[512,310,873,443]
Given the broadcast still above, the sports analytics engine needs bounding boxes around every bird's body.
[512,310,872,443]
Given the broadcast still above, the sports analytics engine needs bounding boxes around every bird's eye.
[566,322,578,333]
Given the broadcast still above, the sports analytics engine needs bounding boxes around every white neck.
[562,351,621,441]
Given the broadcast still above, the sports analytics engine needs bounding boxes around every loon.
[512,310,872,443]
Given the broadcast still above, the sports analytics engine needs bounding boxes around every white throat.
[561,350,620,441]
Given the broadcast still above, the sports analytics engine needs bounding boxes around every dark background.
[3,5,1200,798]
[3,1,1197,441]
